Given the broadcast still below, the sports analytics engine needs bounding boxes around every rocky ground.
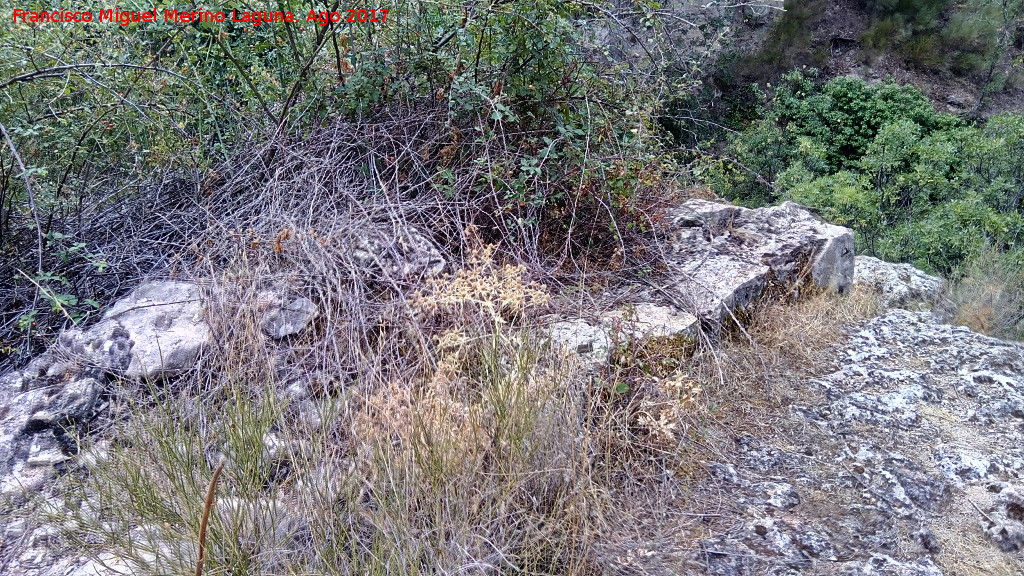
[2,200,1023,575]
[690,308,1024,575]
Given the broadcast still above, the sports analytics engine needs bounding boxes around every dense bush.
[705,70,1024,274]
[0,0,683,366]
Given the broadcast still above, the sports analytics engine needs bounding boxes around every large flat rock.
[691,310,1024,574]
[666,200,855,322]
[548,200,855,360]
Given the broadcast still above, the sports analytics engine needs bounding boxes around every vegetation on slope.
[704,70,1024,274]
[721,0,1024,102]
[0,0,694,369]
[2,0,1024,572]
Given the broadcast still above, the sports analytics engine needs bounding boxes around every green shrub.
[860,16,907,60]
[905,33,946,69]
[706,70,1024,275]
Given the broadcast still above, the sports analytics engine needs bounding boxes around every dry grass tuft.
[953,246,1024,340]
[741,285,882,371]
[56,241,608,575]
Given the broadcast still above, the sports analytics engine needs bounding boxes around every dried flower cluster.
[409,244,550,325]
[636,373,703,445]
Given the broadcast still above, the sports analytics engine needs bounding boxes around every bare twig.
[195,456,226,576]
[0,120,44,274]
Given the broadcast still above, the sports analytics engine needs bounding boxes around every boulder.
[854,255,947,310]
[99,280,210,379]
[666,200,854,322]
[50,280,210,380]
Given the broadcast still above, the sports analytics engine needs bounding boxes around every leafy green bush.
[703,70,958,203]
[706,70,1024,274]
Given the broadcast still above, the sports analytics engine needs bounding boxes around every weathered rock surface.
[548,303,699,364]
[1,282,205,471]
[549,200,854,361]
[9,280,212,385]
[261,296,318,339]
[0,291,171,510]
[690,309,1024,575]
[666,200,854,321]
[0,281,212,511]
[854,255,948,310]
[0,279,328,515]
[351,223,446,282]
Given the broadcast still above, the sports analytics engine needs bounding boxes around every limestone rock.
[0,373,55,494]
[854,255,947,310]
[70,553,137,576]
[50,377,101,425]
[0,280,210,511]
[98,280,210,379]
[602,303,700,340]
[0,435,66,500]
[549,201,852,363]
[692,309,1024,574]
[548,318,613,365]
[842,555,945,575]
[41,281,209,381]
[548,303,699,364]
[666,200,854,323]
[351,224,445,282]
[982,483,1024,551]
[261,297,318,339]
